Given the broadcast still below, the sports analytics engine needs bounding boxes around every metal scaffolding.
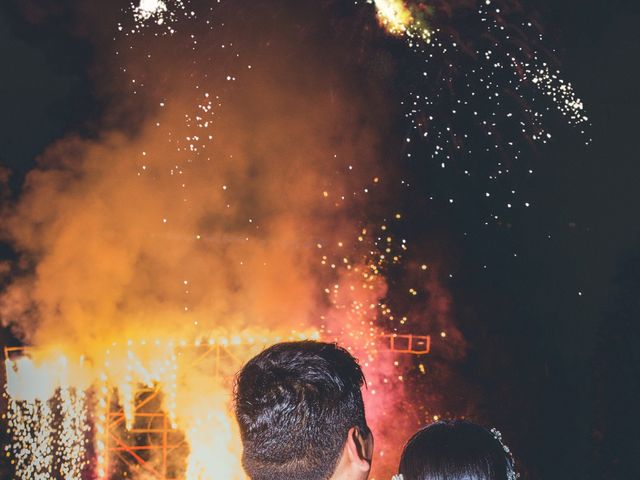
[102,340,260,480]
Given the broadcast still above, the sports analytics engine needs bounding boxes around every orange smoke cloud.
[1,2,391,354]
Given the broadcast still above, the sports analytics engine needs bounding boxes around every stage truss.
[4,333,430,480]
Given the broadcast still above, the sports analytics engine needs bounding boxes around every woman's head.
[397,421,517,480]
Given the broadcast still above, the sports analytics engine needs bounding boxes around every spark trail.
[368,0,591,221]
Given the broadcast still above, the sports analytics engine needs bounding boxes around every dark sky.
[0,1,639,479]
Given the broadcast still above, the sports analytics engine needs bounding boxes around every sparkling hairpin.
[391,475,404,480]
[490,428,519,480]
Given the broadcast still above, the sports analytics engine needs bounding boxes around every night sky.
[1,1,639,479]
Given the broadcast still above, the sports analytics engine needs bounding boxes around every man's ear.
[345,427,373,472]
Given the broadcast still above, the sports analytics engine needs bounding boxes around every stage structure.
[3,333,430,480]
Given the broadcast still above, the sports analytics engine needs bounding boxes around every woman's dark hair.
[398,420,516,480]
[234,341,369,480]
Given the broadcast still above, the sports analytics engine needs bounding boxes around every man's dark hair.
[398,421,516,480]
[234,341,369,480]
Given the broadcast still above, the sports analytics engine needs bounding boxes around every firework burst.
[370,0,433,41]
[367,0,591,221]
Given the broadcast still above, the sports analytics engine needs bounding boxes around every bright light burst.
[370,0,432,41]
[128,0,193,34]
[134,0,168,21]
[371,0,414,35]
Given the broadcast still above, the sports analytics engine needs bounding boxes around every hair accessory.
[490,428,519,480]
[391,475,404,480]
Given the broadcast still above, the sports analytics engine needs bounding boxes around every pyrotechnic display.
[1,0,634,479]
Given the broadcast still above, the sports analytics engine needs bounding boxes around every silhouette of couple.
[234,341,517,480]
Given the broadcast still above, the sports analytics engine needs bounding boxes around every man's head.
[234,341,373,480]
